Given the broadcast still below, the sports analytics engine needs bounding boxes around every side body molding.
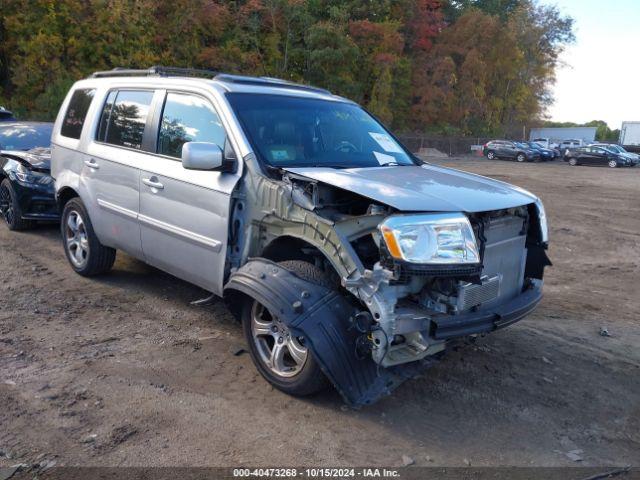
[224,258,436,406]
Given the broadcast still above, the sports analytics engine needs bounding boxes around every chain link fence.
[395,134,495,157]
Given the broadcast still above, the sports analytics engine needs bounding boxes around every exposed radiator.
[457,275,501,311]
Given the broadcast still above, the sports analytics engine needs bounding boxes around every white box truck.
[620,122,640,152]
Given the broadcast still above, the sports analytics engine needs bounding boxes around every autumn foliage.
[0,0,573,135]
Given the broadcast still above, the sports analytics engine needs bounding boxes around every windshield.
[0,124,53,151]
[516,142,530,149]
[226,93,416,168]
[527,142,542,150]
[605,145,623,153]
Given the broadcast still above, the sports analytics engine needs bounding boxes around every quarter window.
[157,93,226,159]
[99,90,154,150]
[61,89,96,139]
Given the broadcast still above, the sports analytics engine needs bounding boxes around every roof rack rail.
[90,66,218,79]
[88,67,332,95]
[213,74,331,95]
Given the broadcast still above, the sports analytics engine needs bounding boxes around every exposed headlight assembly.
[14,163,52,185]
[379,213,480,265]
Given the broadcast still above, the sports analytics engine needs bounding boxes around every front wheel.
[242,260,330,396]
[61,198,116,276]
[608,159,618,168]
[0,179,34,231]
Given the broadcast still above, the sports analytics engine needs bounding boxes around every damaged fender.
[224,258,436,406]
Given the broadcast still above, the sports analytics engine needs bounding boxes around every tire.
[608,159,618,168]
[486,151,496,160]
[568,158,578,166]
[241,260,331,396]
[516,153,526,163]
[0,179,34,231]
[61,197,116,276]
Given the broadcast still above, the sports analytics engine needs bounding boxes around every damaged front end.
[224,159,551,405]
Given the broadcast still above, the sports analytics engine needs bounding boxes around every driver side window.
[157,93,226,159]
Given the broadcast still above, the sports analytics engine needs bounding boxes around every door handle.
[142,177,164,190]
[84,159,99,169]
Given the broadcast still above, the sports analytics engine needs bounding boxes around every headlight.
[15,163,52,185]
[379,213,480,264]
[535,198,548,243]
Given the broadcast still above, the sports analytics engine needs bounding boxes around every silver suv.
[51,67,551,406]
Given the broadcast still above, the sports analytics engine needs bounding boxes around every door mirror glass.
[181,142,223,170]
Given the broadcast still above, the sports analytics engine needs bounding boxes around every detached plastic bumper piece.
[225,259,437,406]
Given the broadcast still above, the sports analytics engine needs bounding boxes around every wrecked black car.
[1,122,58,230]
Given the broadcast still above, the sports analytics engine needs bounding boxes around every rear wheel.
[568,158,578,166]
[0,179,33,231]
[608,159,618,168]
[242,260,330,396]
[486,151,496,160]
[61,198,116,276]
[516,153,526,163]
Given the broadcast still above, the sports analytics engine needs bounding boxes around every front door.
[139,92,237,295]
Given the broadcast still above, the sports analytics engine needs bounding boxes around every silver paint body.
[51,75,542,310]
[284,165,537,212]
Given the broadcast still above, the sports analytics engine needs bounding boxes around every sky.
[544,0,640,129]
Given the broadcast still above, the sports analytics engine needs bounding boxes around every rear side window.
[97,90,154,150]
[157,93,226,158]
[61,89,95,139]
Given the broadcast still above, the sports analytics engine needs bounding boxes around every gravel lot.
[1,157,639,469]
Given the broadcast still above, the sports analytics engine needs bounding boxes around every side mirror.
[181,142,223,171]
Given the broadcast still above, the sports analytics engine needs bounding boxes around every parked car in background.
[525,142,556,161]
[559,139,584,156]
[0,107,16,122]
[0,122,58,230]
[483,140,541,162]
[564,145,635,168]
[590,143,640,164]
[531,137,558,149]
[50,67,550,406]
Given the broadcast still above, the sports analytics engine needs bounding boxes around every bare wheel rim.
[65,210,89,268]
[608,160,617,168]
[0,184,14,225]
[250,301,308,378]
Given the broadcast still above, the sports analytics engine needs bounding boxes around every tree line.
[0,0,574,136]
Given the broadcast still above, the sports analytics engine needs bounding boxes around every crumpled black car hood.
[1,147,51,172]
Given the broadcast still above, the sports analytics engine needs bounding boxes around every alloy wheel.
[65,210,89,268]
[608,159,618,168]
[250,301,308,378]
[0,184,14,225]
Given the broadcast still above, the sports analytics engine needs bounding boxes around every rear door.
[83,89,156,259]
[138,91,237,295]
[592,147,611,165]
[502,142,517,159]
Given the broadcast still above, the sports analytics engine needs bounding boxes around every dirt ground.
[1,157,639,469]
